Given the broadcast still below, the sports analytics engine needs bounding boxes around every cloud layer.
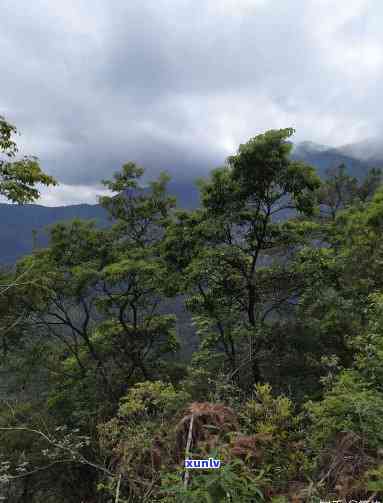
[1,0,382,205]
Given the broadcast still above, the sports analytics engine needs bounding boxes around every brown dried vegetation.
[318,432,376,499]
[174,402,238,461]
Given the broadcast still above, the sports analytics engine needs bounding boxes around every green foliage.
[365,465,383,492]
[241,384,311,490]
[8,164,181,428]
[167,128,321,384]
[161,458,266,502]
[3,129,383,501]
[316,163,359,220]
[224,128,320,215]
[352,292,383,388]
[0,115,56,203]
[118,381,190,421]
[306,370,383,450]
[241,383,296,437]
[316,163,383,221]
[97,382,191,502]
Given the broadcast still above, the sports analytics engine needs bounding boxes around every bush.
[160,457,267,502]
[118,380,190,421]
[305,370,383,450]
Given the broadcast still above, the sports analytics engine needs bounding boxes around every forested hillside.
[292,140,376,179]
[2,119,383,501]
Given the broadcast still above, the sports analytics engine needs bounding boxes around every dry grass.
[318,432,375,499]
[175,402,238,460]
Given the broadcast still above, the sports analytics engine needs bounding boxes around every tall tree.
[296,183,383,363]
[316,163,382,221]
[10,164,179,420]
[164,128,320,383]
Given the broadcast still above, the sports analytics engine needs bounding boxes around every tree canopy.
[1,128,383,501]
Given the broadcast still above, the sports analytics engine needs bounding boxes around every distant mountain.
[291,140,382,179]
[0,203,109,265]
[0,182,200,265]
[1,140,383,265]
[336,138,383,165]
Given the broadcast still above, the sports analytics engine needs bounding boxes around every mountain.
[1,140,383,265]
[0,181,200,265]
[291,140,381,179]
[336,138,383,164]
[0,203,109,265]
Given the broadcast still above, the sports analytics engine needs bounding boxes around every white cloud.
[37,184,110,207]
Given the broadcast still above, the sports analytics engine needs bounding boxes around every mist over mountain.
[337,138,383,164]
[291,140,383,179]
[1,139,383,265]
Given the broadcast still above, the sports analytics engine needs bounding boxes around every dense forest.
[2,115,383,502]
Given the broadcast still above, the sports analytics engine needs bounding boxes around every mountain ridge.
[1,140,383,264]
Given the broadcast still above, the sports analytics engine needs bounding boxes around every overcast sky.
[1,0,382,205]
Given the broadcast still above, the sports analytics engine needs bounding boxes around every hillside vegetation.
[1,121,383,501]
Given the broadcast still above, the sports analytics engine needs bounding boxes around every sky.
[1,0,382,205]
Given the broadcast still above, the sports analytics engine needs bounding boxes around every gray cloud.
[1,0,382,205]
